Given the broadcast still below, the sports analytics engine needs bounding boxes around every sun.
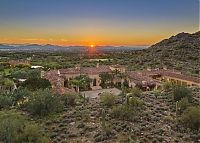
[90,44,94,48]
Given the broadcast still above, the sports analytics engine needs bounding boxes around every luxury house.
[43,64,200,94]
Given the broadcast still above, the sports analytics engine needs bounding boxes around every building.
[43,65,200,94]
[43,64,126,93]
[139,69,200,87]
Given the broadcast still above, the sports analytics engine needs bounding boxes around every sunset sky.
[0,0,199,46]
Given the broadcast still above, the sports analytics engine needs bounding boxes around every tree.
[21,78,51,91]
[75,75,91,91]
[9,88,32,106]
[99,72,113,88]
[69,75,92,92]
[11,70,28,79]
[27,69,41,79]
[69,79,81,93]
[0,78,15,94]
[25,90,64,117]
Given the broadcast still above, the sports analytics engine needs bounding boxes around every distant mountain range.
[0,44,147,53]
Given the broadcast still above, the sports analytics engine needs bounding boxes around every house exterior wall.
[162,76,200,87]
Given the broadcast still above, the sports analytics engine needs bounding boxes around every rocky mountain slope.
[136,31,200,76]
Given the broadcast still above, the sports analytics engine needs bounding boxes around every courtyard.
[80,88,122,99]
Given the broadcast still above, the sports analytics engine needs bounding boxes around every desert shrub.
[177,97,190,114]
[179,106,200,130]
[0,111,48,143]
[173,86,192,102]
[153,90,161,98]
[19,124,49,143]
[111,105,138,121]
[163,82,174,91]
[25,90,64,117]
[62,93,78,106]
[129,87,142,97]
[100,92,117,107]
[128,96,144,108]
[0,95,13,109]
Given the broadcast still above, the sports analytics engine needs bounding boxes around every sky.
[0,0,199,46]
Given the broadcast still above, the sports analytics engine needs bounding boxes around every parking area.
[80,88,122,99]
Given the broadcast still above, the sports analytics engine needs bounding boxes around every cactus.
[126,95,130,106]
[83,93,86,105]
[101,109,106,129]
[175,101,178,116]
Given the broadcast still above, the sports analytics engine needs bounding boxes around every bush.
[0,95,13,109]
[111,105,138,121]
[100,92,117,107]
[25,90,64,117]
[173,86,192,102]
[19,124,49,143]
[0,111,48,143]
[62,93,78,106]
[179,106,200,130]
[163,82,174,91]
[177,97,190,114]
[128,96,144,108]
[129,88,142,97]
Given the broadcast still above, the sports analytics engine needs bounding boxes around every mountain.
[150,31,200,49]
[0,44,146,53]
[138,31,200,76]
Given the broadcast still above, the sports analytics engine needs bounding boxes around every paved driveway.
[80,88,122,99]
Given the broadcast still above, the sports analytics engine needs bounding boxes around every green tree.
[9,88,32,106]
[25,90,64,117]
[21,78,51,91]
[27,69,41,79]
[75,75,91,91]
[99,72,113,88]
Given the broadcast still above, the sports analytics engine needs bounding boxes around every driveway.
[80,88,122,99]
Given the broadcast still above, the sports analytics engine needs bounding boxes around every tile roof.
[58,66,112,75]
[140,69,200,84]
[59,68,80,74]
[127,71,157,86]
[80,66,111,74]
